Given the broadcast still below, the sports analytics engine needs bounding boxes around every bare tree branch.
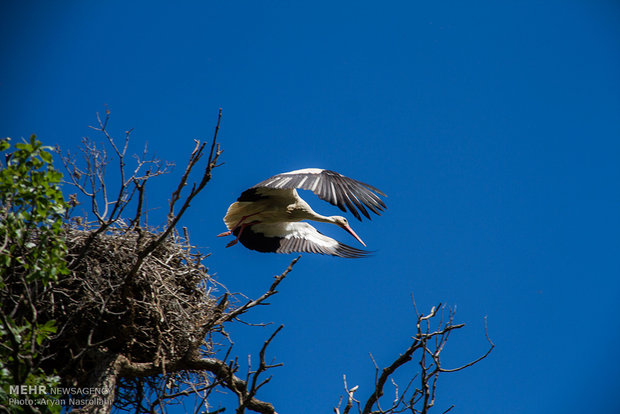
[126,108,223,282]
[334,299,494,414]
[219,255,301,325]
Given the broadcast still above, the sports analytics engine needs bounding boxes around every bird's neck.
[295,201,335,224]
[311,213,338,224]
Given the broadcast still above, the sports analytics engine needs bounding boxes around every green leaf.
[35,321,57,345]
[15,142,33,152]
[39,150,52,164]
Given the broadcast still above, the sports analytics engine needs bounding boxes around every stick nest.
[38,224,217,386]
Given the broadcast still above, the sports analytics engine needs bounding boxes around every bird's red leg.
[217,212,261,237]
[225,239,238,247]
[225,220,259,248]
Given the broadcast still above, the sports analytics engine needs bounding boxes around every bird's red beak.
[342,223,366,247]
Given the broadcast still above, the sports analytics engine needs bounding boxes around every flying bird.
[217,168,387,258]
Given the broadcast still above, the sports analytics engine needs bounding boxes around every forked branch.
[335,299,494,414]
[126,109,223,280]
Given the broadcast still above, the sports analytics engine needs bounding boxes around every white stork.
[217,168,387,258]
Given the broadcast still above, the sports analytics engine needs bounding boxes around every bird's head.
[331,216,366,247]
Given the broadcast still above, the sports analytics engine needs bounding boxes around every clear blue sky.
[2,1,620,413]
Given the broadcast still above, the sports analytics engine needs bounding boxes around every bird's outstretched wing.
[235,222,370,258]
[252,168,387,220]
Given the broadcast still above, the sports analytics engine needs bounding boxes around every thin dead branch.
[335,299,494,414]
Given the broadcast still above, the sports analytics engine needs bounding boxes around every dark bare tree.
[1,110,493,414]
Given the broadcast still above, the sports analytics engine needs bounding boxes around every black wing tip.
[368,186,388,198]
[323,169,387,195]
[334,242,374,259]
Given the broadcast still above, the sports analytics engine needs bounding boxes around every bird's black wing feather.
[252,169,387,221]
[277,235,370,258]
[235,224,370,258]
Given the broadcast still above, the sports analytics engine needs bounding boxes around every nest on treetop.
[33,223,217,387]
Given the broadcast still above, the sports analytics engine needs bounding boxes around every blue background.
[2,1,619,413]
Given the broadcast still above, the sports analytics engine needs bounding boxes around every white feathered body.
[223,188,314,229]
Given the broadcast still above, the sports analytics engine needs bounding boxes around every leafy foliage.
[0,135,68,284]
[0,135,67,412]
